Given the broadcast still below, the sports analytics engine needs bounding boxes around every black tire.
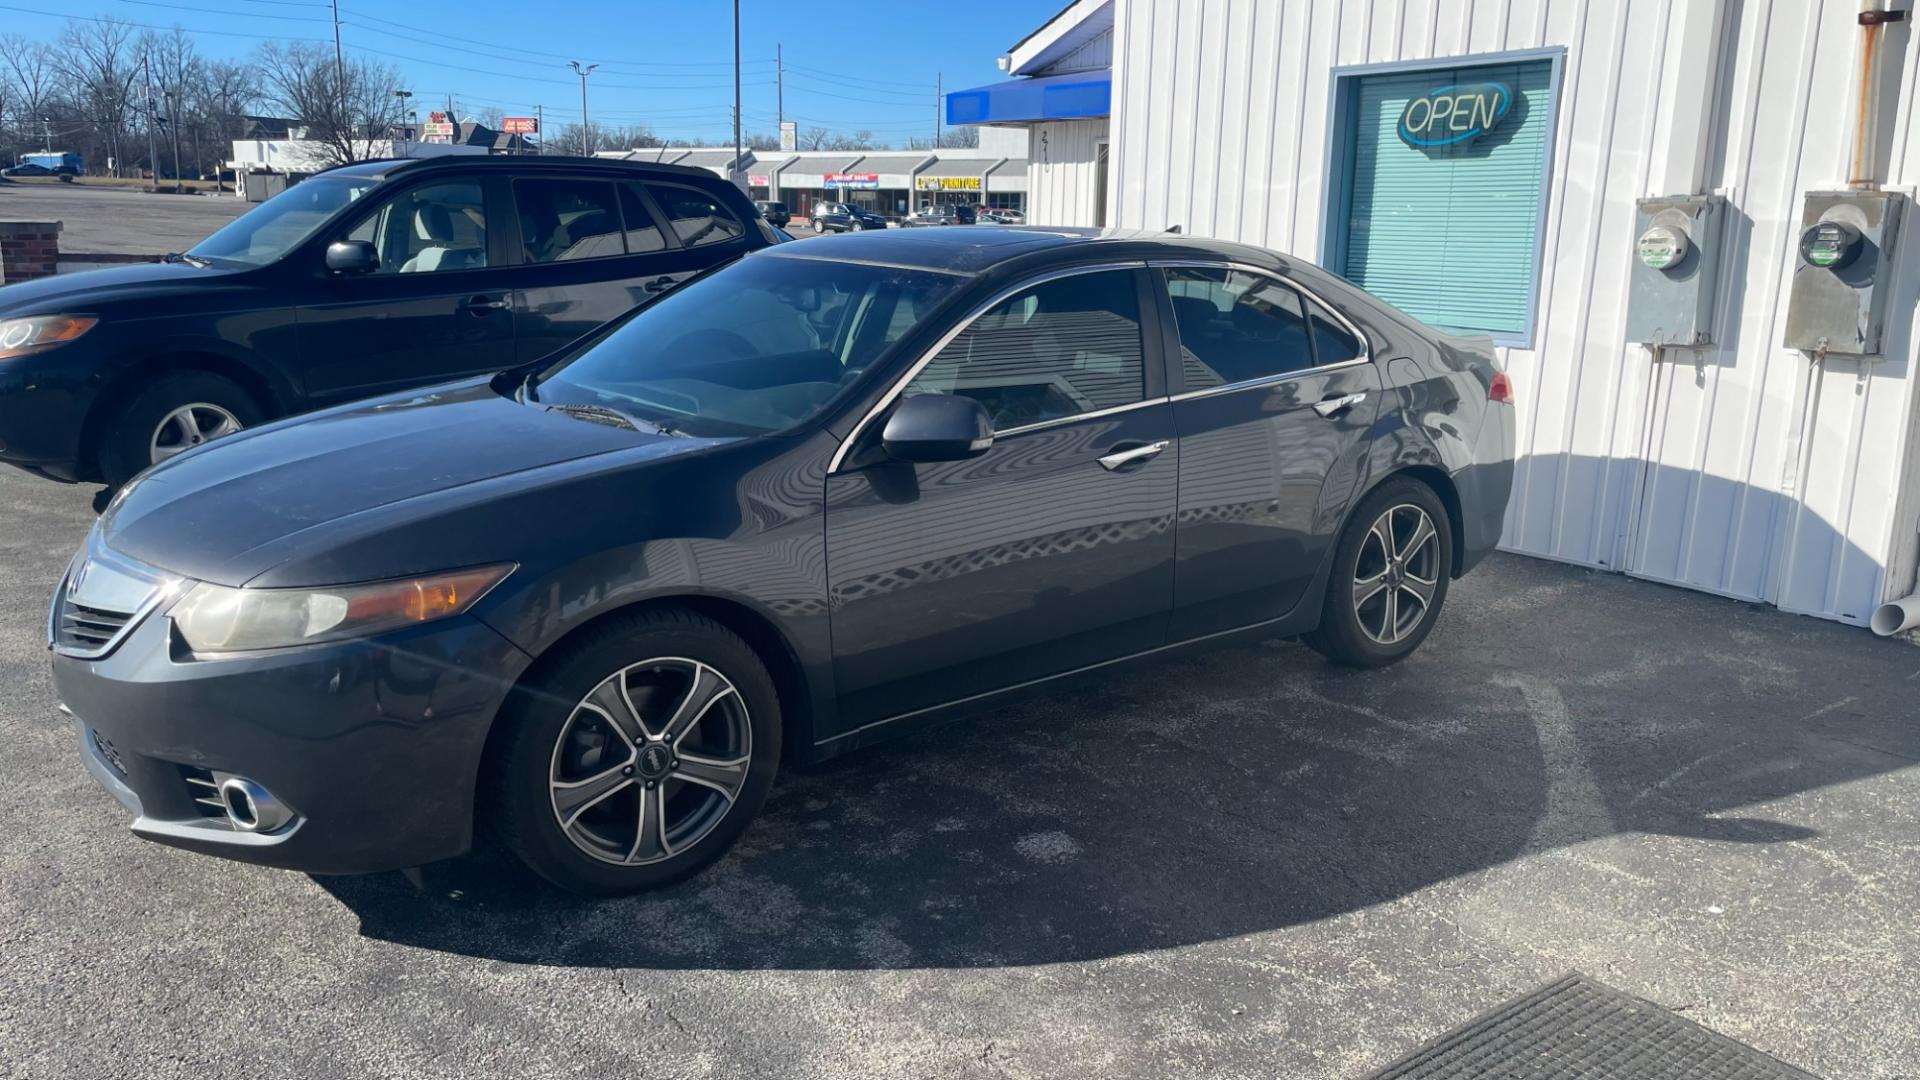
[97,370,263,489]
[484,607,782,897]
[1304,477,1454,668]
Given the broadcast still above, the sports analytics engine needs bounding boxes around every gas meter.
[1784,191,1908,357]
[1626,196,1725,348]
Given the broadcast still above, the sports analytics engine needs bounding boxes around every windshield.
[531,254,966,436]
[189,175,378,266]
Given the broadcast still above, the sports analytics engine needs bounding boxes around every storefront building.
[952,0,1920,631]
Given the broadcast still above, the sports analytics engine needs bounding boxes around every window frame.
[507,175,638,266]
[1149,260,1374,400]
[828,261,1167,473]
[1318,47,1566,350]
[332,173,504,277]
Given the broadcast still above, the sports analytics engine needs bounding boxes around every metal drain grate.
[1365,973,1823,1080]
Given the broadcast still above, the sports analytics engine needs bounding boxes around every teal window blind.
[1340,59,1555,338]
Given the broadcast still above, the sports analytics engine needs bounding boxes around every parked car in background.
[978,208,1026,224]
[0,155,775,492]
[902,204,977,227]
[14,150,82,176]
[810,202,889,233]
[51,226,1514,896]
[753,199,790,227]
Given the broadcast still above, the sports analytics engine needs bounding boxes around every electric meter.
[1799,221,1863,270]
[1637,224,1690,270]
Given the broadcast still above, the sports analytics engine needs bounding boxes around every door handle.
[1312,392,1367,418]
[642,276,677,294]
[460,294,510,315]
[1097,440,1171,471]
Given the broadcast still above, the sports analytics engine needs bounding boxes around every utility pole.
[731,0,743,191]
[569,61,597,154]
[535,104,543,155]
[141,54,160,190]
[393,89,412,155]
[935,72,942,149]
[776,43,783,135]
[329,0,346,121]
[167,86,183,189]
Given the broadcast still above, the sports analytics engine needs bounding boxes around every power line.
[781,62,934,91]
[0,2,332,41]
[113,0,328,21]
[781,80,939,109]
[338,5,775,73]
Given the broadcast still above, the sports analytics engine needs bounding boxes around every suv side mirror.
[881,394,993,463]
[325,240,378,274]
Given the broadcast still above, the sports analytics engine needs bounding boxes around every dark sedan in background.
[51,226,1514,897]
[810,202,889,232]
[0,155,776,491]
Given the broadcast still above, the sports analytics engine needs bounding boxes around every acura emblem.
[66,560,90,597]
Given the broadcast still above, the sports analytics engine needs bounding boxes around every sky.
[3,0,1048,146]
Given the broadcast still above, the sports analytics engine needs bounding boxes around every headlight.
[168,565,513,654]
[0,315,97,359]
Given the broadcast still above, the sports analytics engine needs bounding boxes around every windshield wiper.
[544,401,689,437]
[162,252,211,268]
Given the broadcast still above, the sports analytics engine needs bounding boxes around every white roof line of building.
[1006,0,1113,77]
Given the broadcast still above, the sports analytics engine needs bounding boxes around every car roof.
[755,226,1281,277]
[316,155,731,185]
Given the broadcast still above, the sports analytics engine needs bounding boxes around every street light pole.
[393,89,413,156]
[569,61,598,155]
[732,0,743,191]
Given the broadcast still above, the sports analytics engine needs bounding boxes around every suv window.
[515,178,623,263]
[1309,300,1364,365]
[903,270,1145,432]
[1164,267,1313,388]
[360,179,487,274]
[649,184,745,248]
[618,184,669,253]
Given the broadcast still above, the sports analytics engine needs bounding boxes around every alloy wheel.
[548,657,752,866]
[150,403,243,463]
[1352,504,1442,646]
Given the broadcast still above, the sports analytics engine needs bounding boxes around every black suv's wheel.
[98,371,262,489]
[1304,478,1454,668]
[487,608,782,896]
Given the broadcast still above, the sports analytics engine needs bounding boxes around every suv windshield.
[189,175,378,266]
[530,254,964,437]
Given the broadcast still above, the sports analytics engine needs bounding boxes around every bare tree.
[0,35,58,153]
[192,58,259,184]
[254,40,402,166]
[51,16,142,175]
[799,125,830,151]
[142,28,198,183]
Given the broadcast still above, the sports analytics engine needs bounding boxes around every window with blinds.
[1338,58,1557,341]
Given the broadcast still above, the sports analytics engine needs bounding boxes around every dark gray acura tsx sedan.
[50,227,1514,896]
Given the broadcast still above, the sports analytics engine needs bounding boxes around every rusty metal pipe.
[1850,1,1908,189]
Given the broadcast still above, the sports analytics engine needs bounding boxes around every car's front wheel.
[1304,478,1453,668]
[487,607,782,896]
[98,370,263,489]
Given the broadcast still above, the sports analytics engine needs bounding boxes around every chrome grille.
[180,767,232,822]
[47,537,175,660]
[56,598,136,651]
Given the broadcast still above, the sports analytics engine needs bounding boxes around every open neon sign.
[1397,82,1513,148]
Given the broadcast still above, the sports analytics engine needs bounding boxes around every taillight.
[1489,371,1514,404]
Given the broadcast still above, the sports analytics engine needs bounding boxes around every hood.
[0,260,248,312]
[99,379,708,585]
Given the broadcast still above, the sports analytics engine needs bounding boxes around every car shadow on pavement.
[312,554,1914,971]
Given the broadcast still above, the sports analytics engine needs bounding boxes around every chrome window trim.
[827,260,1150,474]
[1166,356,1372,403]
[1150,258,1375,367]
[993,395,1171,438]
[755,248,973,277]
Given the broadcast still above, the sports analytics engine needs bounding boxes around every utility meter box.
[1626,195,1726,348]
[1783,190,1908,357]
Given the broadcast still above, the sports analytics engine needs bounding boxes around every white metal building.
[952,0,1920,631]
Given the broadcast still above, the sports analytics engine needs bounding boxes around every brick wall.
[0,221,61,285]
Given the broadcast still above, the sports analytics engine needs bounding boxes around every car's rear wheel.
[97,371,263,489]
[1304,478,1453,668]
[487,608,781,896]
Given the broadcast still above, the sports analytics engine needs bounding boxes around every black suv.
[0,156,777,489]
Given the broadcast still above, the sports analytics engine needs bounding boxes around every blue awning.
[945,71,1111,126]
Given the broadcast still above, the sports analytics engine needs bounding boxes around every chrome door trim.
[992,395,1170,438]
[827,260,1150,474]
[1166,356,1372,403]
[1148,258,1375,364]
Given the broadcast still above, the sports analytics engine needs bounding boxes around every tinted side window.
[649,185,746,248]
[515,178,623,263]
[904,270,1145,431]
[364,180,487,275]
[1164,267,1313,388]
[619,184,669,253]
[1309,299,1364,365]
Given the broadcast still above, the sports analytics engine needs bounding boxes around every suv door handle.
[1098,440,1171,471]
[460,294,510,315]
[1312,392,1367,418]
[642,276,677,294]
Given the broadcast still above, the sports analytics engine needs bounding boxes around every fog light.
[216,776,293,833]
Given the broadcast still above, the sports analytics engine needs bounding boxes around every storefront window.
[1329,54,1560,344]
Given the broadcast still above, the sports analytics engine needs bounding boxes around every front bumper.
[0,347,101,481]
[52,609,531,875]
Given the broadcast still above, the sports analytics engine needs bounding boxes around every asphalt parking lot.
[0,467,1915,1079]
[0,181,249,255]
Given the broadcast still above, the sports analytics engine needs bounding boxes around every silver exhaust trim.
[217,776,294,833]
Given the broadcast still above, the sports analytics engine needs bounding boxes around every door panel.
[298,177,516,400]
[825,406,1178,728]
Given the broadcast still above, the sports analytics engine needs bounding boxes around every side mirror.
[881,394,993,463]
[324,240,378,274]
